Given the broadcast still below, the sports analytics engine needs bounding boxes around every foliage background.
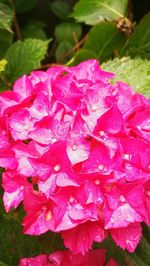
[0,0,150,265]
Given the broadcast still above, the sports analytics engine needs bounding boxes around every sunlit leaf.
[72,0,128,25]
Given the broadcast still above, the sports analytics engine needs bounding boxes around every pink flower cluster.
[19,249,118,266]
[1,60,150,254]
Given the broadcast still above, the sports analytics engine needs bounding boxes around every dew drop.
[126,239,132,246]
[24,124,30,130]
[99,131,105,136]
[91,104,97,112]
[123,154,131,161]
[51,138,57,143]
[97,197,102,203]
[98,164,105,171]
[120,195,126,202]
[69,196,74,203]
[94,179,100,185]
[54,164,61,172]
[72,144,77,151]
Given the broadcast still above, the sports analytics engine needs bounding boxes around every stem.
[58,34,88,63]
[8,0,22,40]
[39,34,88,69]
[14,13,22,40]
[48,40,58,59]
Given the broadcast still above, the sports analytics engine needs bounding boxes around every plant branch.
[8,0,22,40]
[14,13,22,40]
[58,34,88,63]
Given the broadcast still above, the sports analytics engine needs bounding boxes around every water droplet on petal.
[54,164,61,172]
[51,138,57,143]
[24,124,30,130]
[20,186,24,191]
[97,197,102,203]
[72,144,77,151]
[69,196,74,203]
[99,131,105,136]
[120,195,126,202]
[91,104,97,112]
[98,164,105,171]
[94,179,100,185]
[126,239,133,247]
[123,154,131,161]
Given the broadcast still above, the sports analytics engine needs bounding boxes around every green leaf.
[55,41,73,63]
[72,0,128,25]
[14,0,38,13]
[124,237,150,266]
[50,0,71,20]
[142,224,150,245]
[68,49,98,66]
[55,22,82,44]
[0,262,9,266]
[0,3,14,31]
[0,30,13,59]
[123,13,150,59]
[125,251,147,266]
[22,21,47,40]
[102,57,150,98]
[83,22,126,62]
[5,38,50,82]
[0,215,40,265]
[135,237,150,266]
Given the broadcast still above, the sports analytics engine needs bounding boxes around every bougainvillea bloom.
[1,59,150,254]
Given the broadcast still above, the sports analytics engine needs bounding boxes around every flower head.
[0,59,150,254]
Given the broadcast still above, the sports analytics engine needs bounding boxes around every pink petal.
[13,75,33,100]
[110,223,142,252]
[62,221,107,254]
